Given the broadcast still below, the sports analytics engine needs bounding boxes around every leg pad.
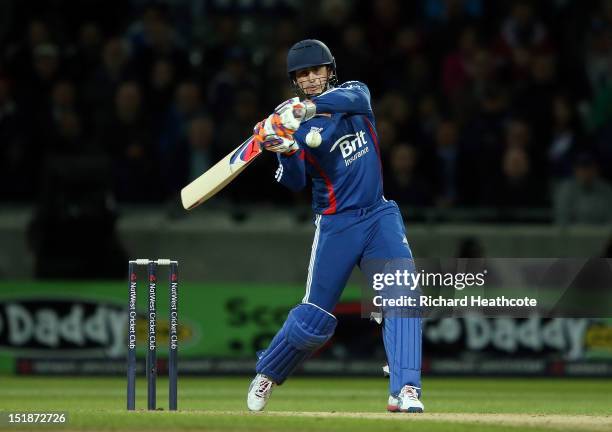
[256,303,337,384]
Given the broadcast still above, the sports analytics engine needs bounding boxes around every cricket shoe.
[387,395,401,412]
[247,374,276,411]
[398,385,424,413]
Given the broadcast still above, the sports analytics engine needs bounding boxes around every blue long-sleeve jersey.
[275,81,384,214]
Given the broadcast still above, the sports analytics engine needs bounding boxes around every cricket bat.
[180,136,263,210]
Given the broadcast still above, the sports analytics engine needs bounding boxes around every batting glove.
[254,113,295,140]
[262,135,299,155]
[274,97,316,131]
[253,119,299,155]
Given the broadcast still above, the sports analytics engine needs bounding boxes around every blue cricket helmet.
[286,39,338,97]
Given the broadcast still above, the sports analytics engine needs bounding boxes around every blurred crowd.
[1,0,612,224]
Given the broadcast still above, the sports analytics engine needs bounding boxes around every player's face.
[295,65,329,97]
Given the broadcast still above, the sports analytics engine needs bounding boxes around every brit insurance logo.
[329,130,369,167]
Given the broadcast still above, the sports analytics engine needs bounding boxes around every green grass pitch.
[0,376,610,431]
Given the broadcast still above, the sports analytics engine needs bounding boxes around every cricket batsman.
[247,40,423,413]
